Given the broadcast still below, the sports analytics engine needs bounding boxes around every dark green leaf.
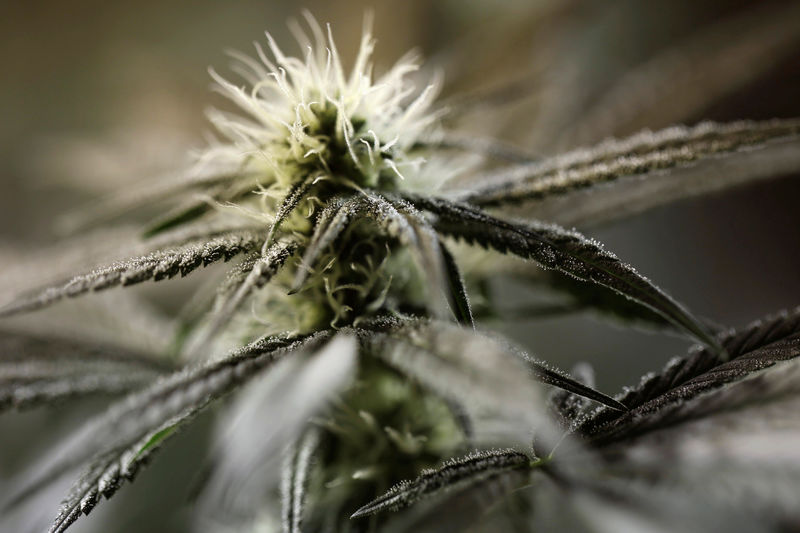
[350,449,531,518]
[580,307,800,444]
[407,196,720,351]
[438,242,474,327]
[525,360,626,412]
[548,363,597,426]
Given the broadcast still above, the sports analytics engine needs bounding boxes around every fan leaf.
[350,449,531,518]
[603,339,800,448]
[7,331,330,533]
[580,307,800,445]
[464,119,800,208]
[406,196,720,350]
[0,330,170,413]
[582,307,800,432]
[585,332,800,524]
[0,230,266,318]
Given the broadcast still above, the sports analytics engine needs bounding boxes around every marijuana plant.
[2,8,800,533]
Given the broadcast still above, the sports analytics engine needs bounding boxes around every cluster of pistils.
[216,234,396,340]
[205,11,445,199]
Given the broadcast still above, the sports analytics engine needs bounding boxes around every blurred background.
[1,0,799,531]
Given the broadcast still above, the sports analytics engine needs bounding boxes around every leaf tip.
[349,504,374,519]
[606,397,629,412]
